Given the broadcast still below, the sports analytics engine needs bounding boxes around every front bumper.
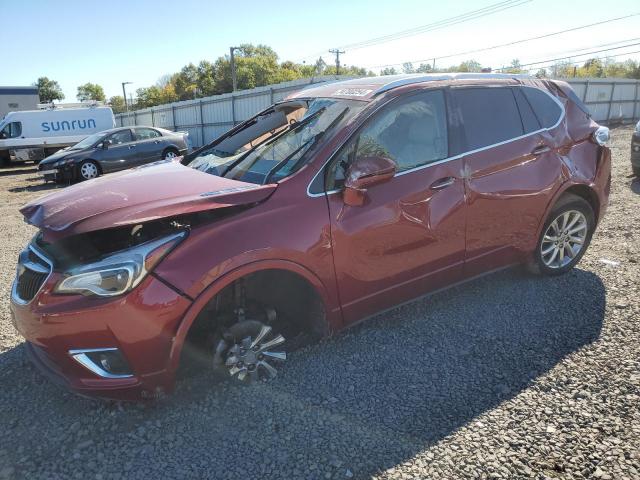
[37,163,76,182]
[10,272,192,401]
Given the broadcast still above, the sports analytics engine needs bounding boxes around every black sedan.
[38,126,191,182]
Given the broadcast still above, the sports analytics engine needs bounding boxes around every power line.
[493,41,640,71]
[297,0,531,63]
[521,49,640,74]
[368,12,640,69]
[340,0,531,50]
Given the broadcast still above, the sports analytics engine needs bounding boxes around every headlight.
[53,158,76,167]
[55,231,186,297]
[635,121,640,133]
[593,126,610,146]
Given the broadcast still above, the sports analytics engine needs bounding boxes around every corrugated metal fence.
[566,78,640,125]
[116,76,640,147]
[115,76,353,147]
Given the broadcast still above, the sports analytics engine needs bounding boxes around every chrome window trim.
[306,85,565,198]
[68,348,134,379]
[11,244,53,306]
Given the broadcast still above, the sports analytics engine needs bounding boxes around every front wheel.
[530,194,595,276]
[78,160,100,181]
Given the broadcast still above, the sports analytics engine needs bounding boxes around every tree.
[416,63,433,73]
[380,67,398,76]
[34,77,64,102]
[77,83,106,102]
[108,95,126,114]
[402,62,415,74]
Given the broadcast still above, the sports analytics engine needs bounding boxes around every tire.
[528,194,595,276]
[78,160,100,181]
[162,148,179,160]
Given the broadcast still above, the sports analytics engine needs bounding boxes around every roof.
[0,86,39,95]
[287,73,533,101]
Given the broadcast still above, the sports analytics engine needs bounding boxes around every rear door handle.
[532,145,550,155]
[430,177,455,190]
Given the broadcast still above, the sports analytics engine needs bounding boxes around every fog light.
[69,348,133,378]
[634,145,640,152]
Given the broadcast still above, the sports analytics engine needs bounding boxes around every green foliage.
[127,44,372,109]
[544,58,640,79]
[34,77,64,102]
[77,82,106,102]
[108,95,126,114]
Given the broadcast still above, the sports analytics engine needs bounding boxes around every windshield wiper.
[219,106,327,178]
[263,107,348,184]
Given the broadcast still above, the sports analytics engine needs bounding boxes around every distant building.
[0,86,39,119]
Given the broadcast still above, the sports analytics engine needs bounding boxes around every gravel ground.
[0,127,639,480]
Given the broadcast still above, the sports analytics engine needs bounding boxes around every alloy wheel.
[540,210,588,269]
[80,162,98,180]
[164,150,178,159]
[215,322,287,382]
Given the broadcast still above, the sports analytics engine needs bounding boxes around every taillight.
[593,126,610,146]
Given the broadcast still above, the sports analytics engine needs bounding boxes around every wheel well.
[163,146,179,155]
[180,269,328,371]
[558,185,600,222]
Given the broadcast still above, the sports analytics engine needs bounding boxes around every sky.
[2,0,639,101]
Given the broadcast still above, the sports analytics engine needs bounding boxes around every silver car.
[37,126,191,182]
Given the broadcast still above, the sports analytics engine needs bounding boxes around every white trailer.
[0,106,115,163]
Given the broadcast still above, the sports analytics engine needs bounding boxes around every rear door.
[451,85,565,277]
[133,127,165,164]
[324,89,467,324]
[96,129,138,172]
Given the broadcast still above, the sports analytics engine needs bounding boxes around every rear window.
[522,86,563,128]
[453,87,523,151]
[513,88,541,133]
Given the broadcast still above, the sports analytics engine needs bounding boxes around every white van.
[0,106,115,164]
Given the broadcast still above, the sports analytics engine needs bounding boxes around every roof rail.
[374,73,532,95]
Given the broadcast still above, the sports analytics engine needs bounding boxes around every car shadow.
[7,181,64,193]
[0,166,37,177]
[0,267,605,478]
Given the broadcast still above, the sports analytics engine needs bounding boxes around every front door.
[325,89,467,324]
[97,129,138,172]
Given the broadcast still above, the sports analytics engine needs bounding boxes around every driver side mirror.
[101,139,112,149]
[343,155,396,207]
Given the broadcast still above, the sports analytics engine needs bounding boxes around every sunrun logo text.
[41,119,97,132]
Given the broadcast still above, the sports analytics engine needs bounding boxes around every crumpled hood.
[21,160,276,240]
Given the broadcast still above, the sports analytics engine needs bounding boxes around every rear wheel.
[529,194,595,276]
[78,160,100,181]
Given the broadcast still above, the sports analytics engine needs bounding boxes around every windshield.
[70,132,105,150]
[189,98,363,184]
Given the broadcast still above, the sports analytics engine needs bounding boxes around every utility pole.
[329,49,345,76]
[230,46,240,91]
[122,81,132,123]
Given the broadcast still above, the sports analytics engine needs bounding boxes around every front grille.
[15,247,52,303]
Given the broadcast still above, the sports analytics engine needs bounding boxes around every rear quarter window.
[453,87,524,151]
[522,86,563,128]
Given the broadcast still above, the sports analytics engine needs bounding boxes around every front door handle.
[430,177,455,190]
[532,145,551,156]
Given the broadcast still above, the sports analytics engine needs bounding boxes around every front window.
[189,98,364,185]
[69,132,105,150]
[0,121,22,139]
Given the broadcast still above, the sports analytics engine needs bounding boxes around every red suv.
[11,74,611,400]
